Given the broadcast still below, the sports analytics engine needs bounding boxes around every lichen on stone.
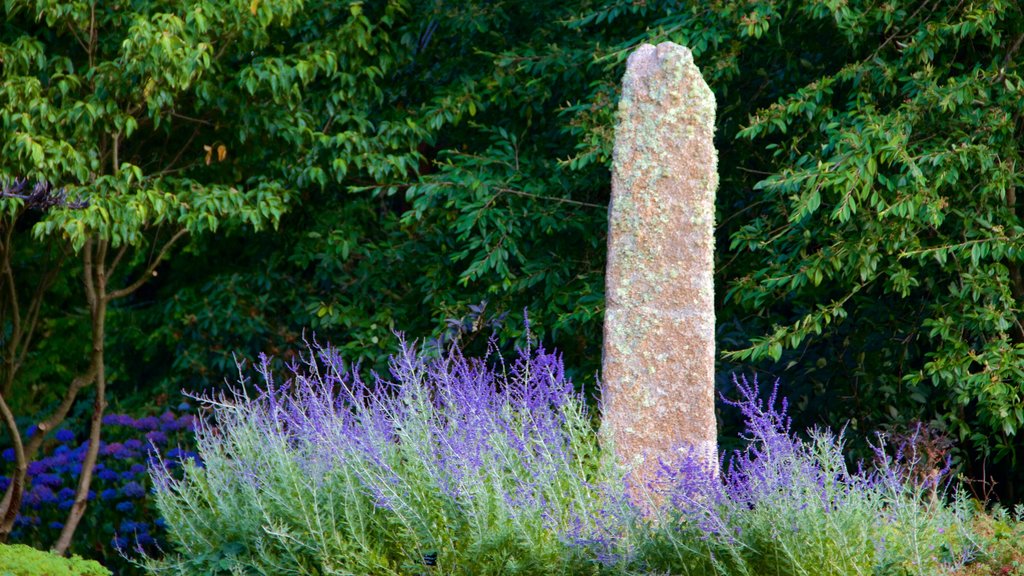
[602,41,720,496]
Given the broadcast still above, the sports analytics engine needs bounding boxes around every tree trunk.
[53,239,108,555]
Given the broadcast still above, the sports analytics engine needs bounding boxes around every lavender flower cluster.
[2,406,198,568]
[146,338,991,576]
[637,375,975,575]
[146,338,611,574]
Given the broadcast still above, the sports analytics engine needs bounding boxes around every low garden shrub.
[0,542,110,576]
[142,338,1024,575]
[1,407,198,572]
[626,377,977,575]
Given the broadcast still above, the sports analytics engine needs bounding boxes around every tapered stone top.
[601,42,718,495]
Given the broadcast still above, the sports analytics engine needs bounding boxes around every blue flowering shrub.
[145,340,1020,575]
[1,407,198,572]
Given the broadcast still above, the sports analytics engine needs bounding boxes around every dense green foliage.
[0,542,110,576]
[720,0,1024,468]
[110,0,1024,479]
[112,0,613,391]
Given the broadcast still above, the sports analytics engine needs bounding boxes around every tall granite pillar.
[601,42,718,493]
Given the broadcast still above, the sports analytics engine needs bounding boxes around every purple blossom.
[34,473,63,487]
[120,520,143,533]
[102,414,135,427]
[55,429,75,443]
[101,442,124,456]
[121,481,146,499]
[37,486,59,504]
[134,416,160,431]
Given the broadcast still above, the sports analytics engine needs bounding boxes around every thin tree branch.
[491,186,605,209]
[106,244,129,280]
[23,371,97,461]
[0,391,26,541]
[82,238,96,309]
[996,32,1024,85]
[106,228,188,301]
[65,20,90,54]
[1,224,20,398]
[13,252,66,388]
[87,1,96,70]
[170,112,214,126]
[156,128,201,180]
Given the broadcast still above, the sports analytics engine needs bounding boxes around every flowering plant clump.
[144,337,1019,576]
[626,376,979,576]
[1,406,198,571]
[145,338,614,575]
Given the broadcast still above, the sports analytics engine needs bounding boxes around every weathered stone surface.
[601,42,718,492]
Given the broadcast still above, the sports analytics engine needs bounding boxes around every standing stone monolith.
[601,42,718,495]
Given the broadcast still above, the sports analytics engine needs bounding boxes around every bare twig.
[995,33,1024,85]
[491,186,605,209]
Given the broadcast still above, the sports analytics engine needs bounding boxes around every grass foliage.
[144,341,1020,575]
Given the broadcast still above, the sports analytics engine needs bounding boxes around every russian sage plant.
[144,339,612,576]
[626,376,978,576]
